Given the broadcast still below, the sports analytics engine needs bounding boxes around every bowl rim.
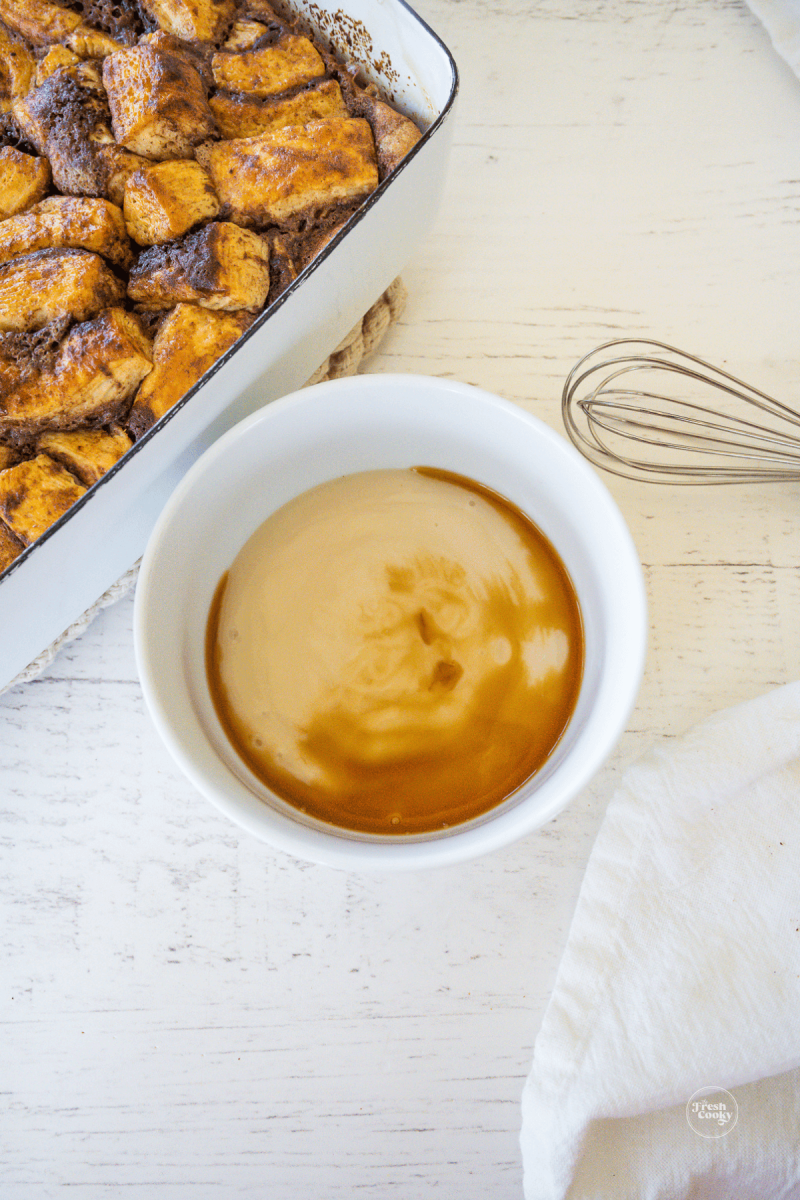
[134,373,647,871]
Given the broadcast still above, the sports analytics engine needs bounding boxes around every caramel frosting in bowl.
[207,467,583,835]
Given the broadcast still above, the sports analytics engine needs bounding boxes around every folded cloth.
[520,682,800,1200]
[746,0,800,76]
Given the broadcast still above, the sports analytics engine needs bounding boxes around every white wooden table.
[3,2,800,1195]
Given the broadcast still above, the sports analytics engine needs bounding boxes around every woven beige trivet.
[4,278,407,693]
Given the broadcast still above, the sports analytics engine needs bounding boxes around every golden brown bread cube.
[0,445,18,471]
[0,0,81,48]
[103,42,217,161]
[34,44,80,86]
[0,453,87,546]
[0,0,119,56]
[0,23,35,111]
[0,248,126,333]
[0,308,153,441]
[209,79,347,140]
[13,61,152,205]
[11,73,65,156]
[138,29,216,90]
[128,221,270,311]
[0,148,51,220]
[12,56,148,199]
[0,515,24,572]
[211,34,325,98]
[0,196,134,269]
[37,426,133,486]
[123,160,220,246]
[138,0,236,44]
[128,304,252,437]
[12,66,131,199]
[197,117,378,227]
[94,145,150,209]
[68,30,123,58]
[357,93,422,177]
[222,19,269,51]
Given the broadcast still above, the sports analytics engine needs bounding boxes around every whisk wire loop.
[582,391,800,456]
[562,340,800,484]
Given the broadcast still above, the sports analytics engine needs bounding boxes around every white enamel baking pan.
[0,0,458,690]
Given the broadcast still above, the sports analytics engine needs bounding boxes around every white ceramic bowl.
[134,375,647,870]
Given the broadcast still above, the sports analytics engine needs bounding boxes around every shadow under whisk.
[562,339,800,484]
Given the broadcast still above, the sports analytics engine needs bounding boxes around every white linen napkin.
[747,0,800,76]
[520,681,800,1200]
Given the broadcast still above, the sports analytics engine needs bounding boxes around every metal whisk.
[562,339,800,484]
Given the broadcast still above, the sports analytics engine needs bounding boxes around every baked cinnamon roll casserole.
[0,0,421,571]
